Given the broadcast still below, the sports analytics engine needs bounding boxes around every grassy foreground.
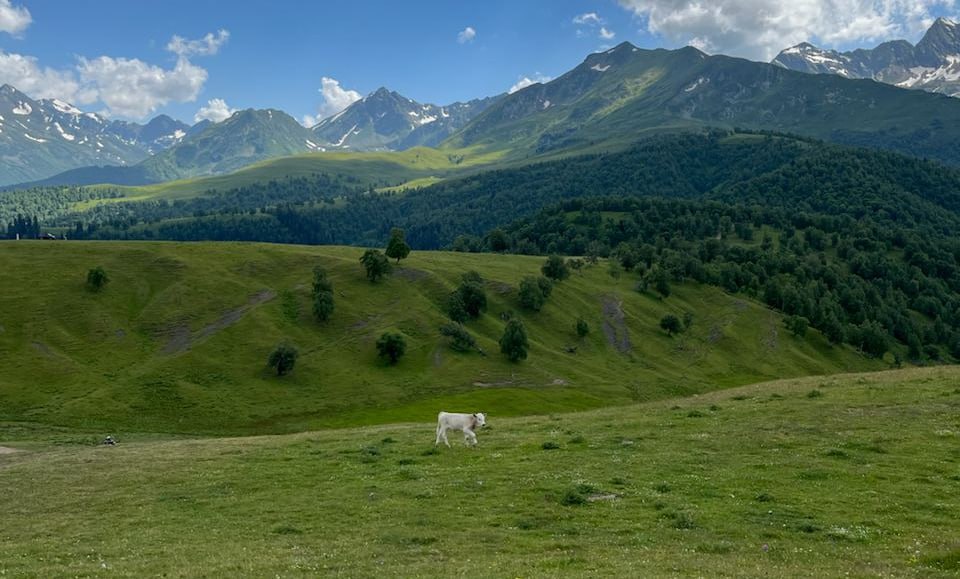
[1,367,958,577]
[0,241,876,435]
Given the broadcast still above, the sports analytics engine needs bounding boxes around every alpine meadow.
[2,3,960,577]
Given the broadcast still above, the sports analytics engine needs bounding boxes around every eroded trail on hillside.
[601,294,632,354]
[161,290,276,355]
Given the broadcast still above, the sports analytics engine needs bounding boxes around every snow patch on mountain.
[12,102,31,115]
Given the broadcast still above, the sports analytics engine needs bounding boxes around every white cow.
[435,411,487,447]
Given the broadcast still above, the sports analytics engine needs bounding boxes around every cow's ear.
[472,413,477,417]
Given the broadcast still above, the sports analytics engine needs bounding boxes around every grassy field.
[1,367,957,577]
[70,146,508,210]
[0,241,878,436]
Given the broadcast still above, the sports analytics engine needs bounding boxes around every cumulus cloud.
[457,26,477,43]
[0,0,30,36]
[194,98,236,123]
[573,12,602,25]
[302,76,362,126]
[617,0,958,61]
[77,55,207,118]
[0,29,228,119]
[600,27,616,40]
[167,29,230,57]
[509,73,552,94]
[0,50,96,103]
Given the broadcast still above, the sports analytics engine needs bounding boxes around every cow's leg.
[463,428,477,446]
[440,426,450,447]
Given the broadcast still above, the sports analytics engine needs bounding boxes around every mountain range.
[8,26,960,189]
[773,17,960,97]
[310,87,501,150]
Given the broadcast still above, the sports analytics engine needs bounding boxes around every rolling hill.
[0,241,877,435]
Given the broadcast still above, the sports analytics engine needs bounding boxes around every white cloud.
[573,12,603,25]
[509,73,552,94]
[194,98,236,123]
[600,27,616,40]
[303,76,362,125]
[0,0,30,36]
[167,29,230,57]
[617,0,958,61]
[77,55,207,118]
[457,26,477,43]
[0,51,96,103]
[0,29,228,119]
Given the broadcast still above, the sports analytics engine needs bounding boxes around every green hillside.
[451,43,960,166]
[1,367,957,577]
[0,241,877,435]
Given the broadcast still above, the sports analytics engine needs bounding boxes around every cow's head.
[473,412,487,428]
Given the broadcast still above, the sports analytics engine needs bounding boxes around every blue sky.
[1,0,956,124]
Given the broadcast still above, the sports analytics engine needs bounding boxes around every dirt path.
[0,446,21,454]
[601,294,632,354]
[162,290,277,355]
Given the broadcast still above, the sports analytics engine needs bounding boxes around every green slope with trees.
[0,241,877,436]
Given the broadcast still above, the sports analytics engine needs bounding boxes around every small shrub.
[86,266,109,291]
[653,482,671,493]
[807,389,824,398]
[660,314,682,336]
[421,447,440,456]
[686,410,705,418]
[797,523,820,534]
[754,493,774,503]
[376,332,407,364]
[825,448,849,459]
[569,435,586,444]
[267,343,299,376]
[673,512,697,529]
[575,317,589,338]
[560,484,595,506]
[440,323,478,353]
[272,525,303,535]
[542,441,560,450]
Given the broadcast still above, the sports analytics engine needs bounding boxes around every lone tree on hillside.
[541,255,570,281]
[385,227,411,264]
[377,332,407,365]
[785,315,809,337]
[312,266,335,322]
[360,249,392,282]
[268,343,299,376]
[86,266,109,292]
[660,314,682,336]
[518,276,553,312]
[500,318,529,362]
[576,317,590,338]
[457,271,487,318]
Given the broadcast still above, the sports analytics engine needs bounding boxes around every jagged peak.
[933,16,958,29]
